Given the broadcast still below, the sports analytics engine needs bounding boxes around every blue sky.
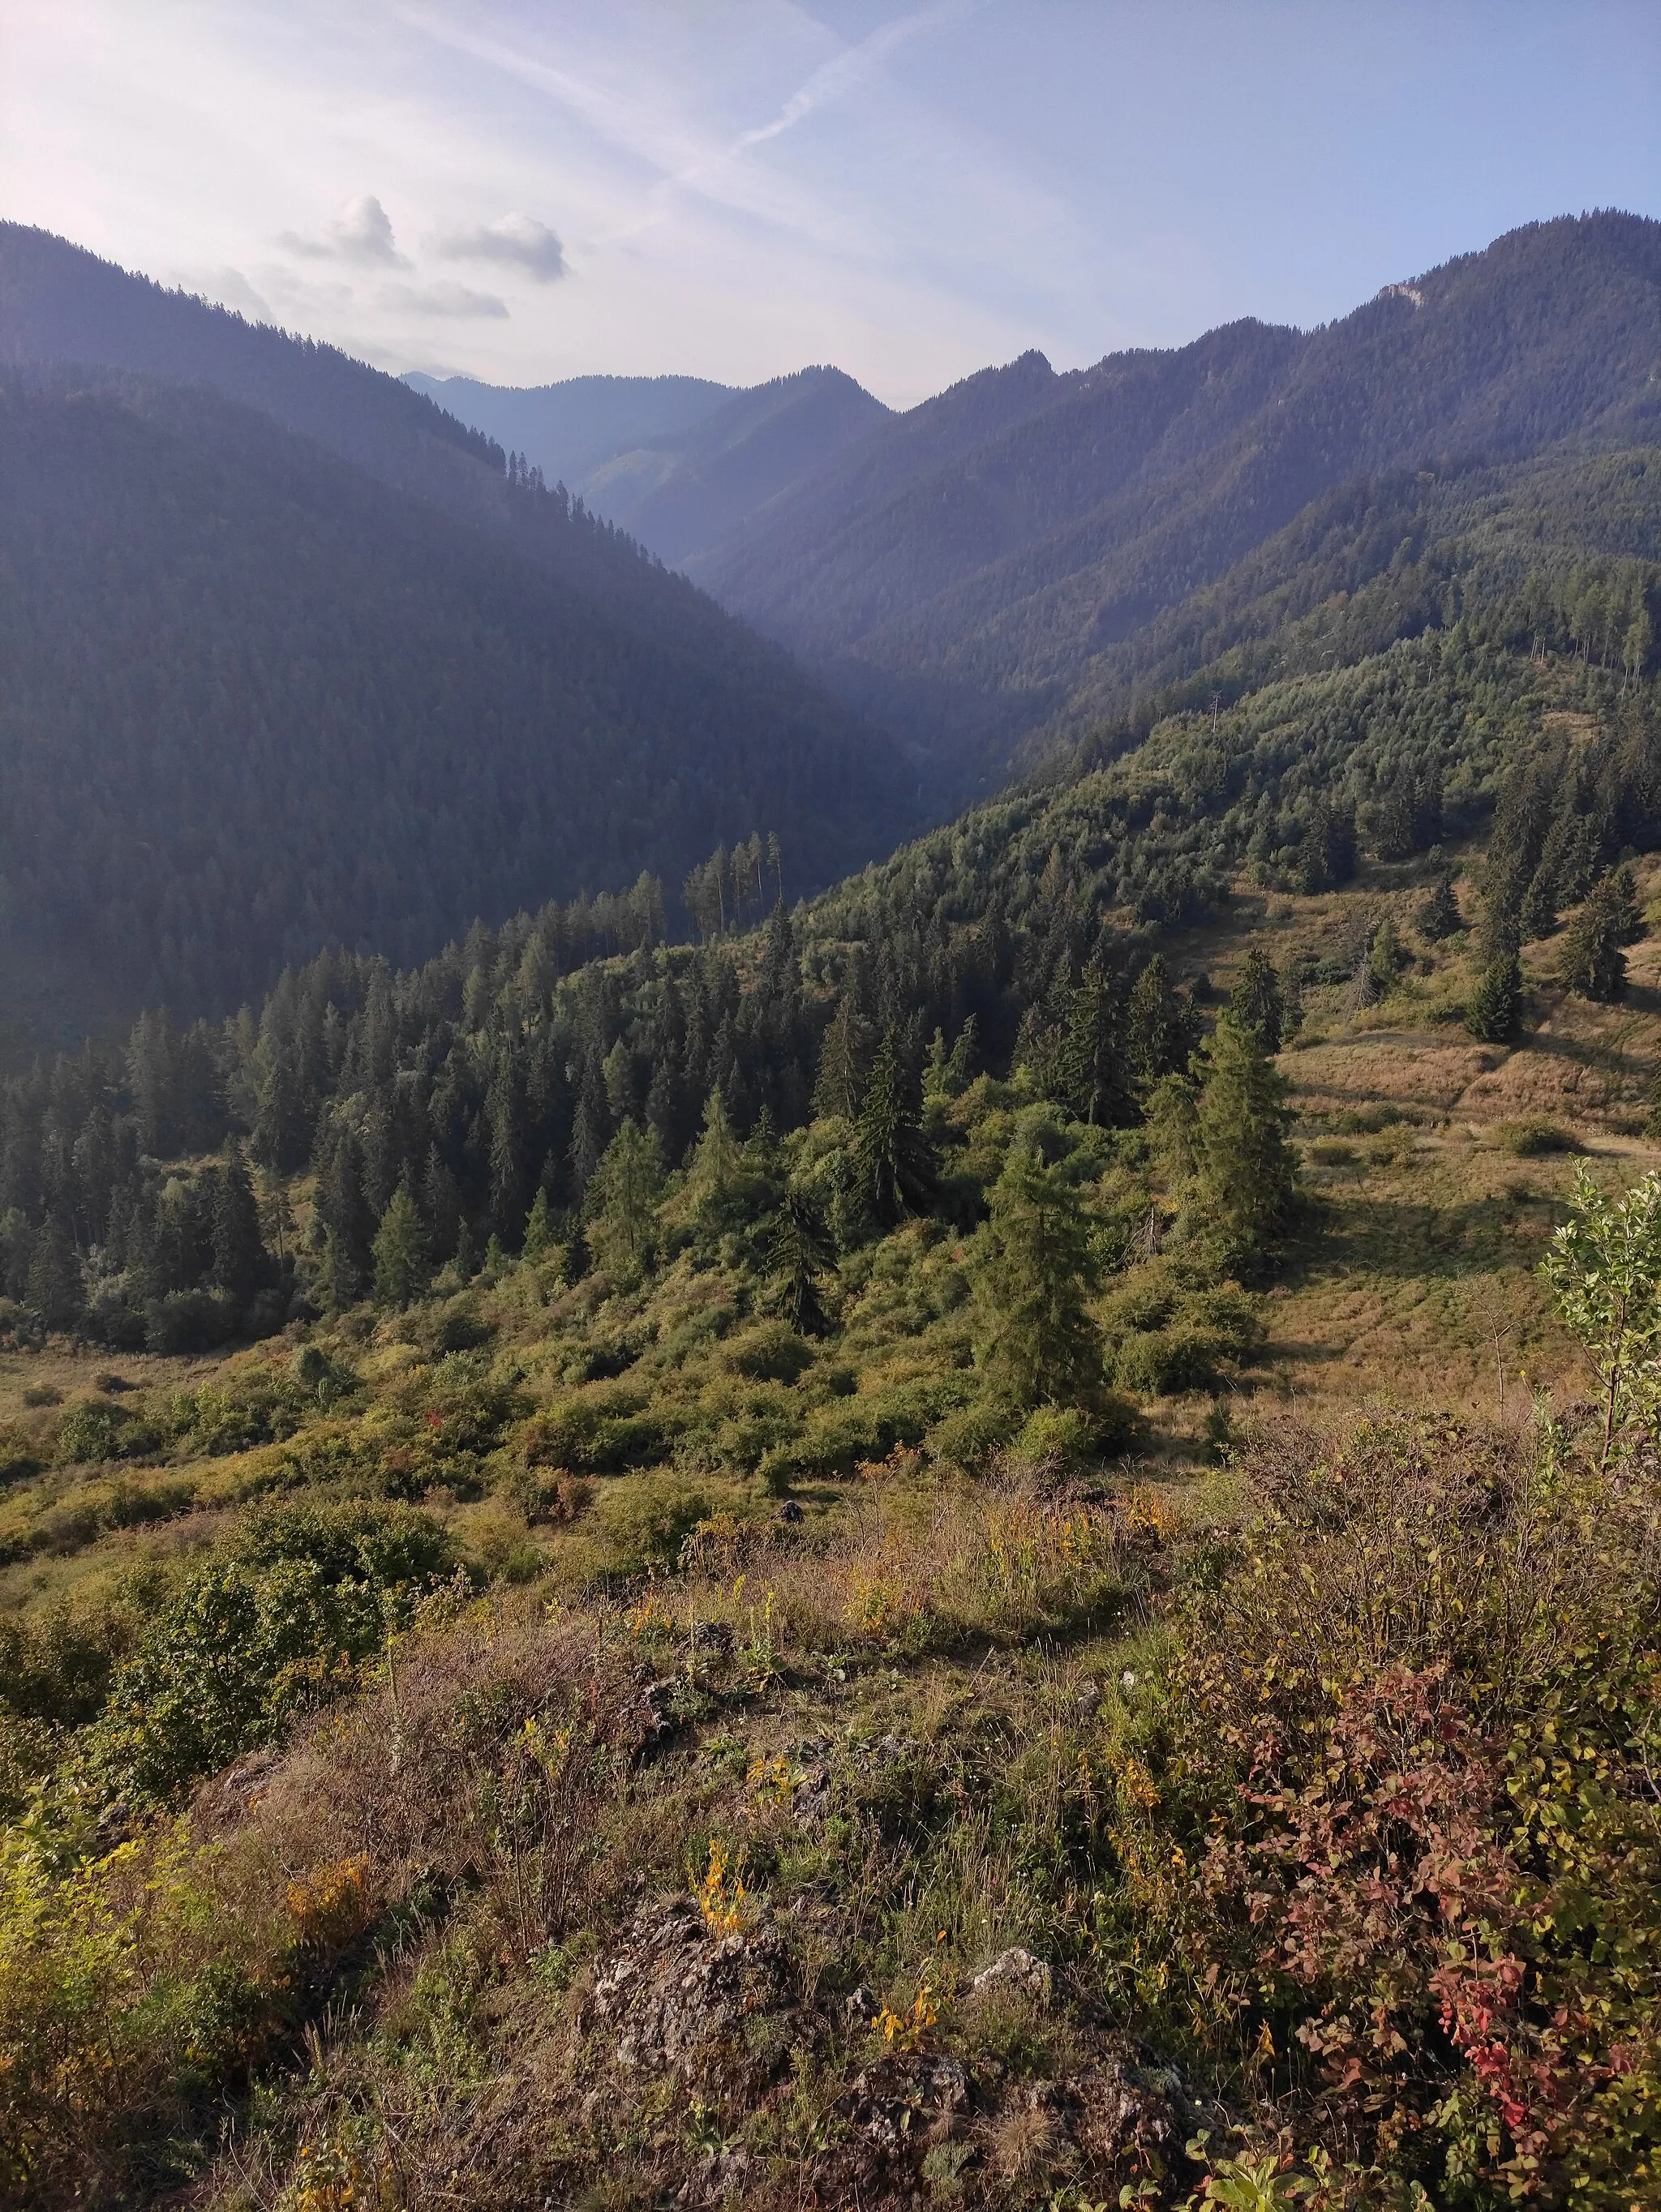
[4,1,1659,405]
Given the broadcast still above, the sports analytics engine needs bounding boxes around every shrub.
[518,1383,671,1475]
[1493,1114,1581,1157]
[80,1501,456,1803]
[927,1397,1020,1470]
[601,1477,714,1572]
[1134,1413,1661,2204]
[55,1400,138,1466]
[720,1321,814,1384]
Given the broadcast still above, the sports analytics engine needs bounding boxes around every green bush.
[170,1371,313,1455]
[601,1477,714,1572]
[1115,1326,1224,1397]
[927,1396,1020,1470]
[519,1382,672,1474]
[1493,1114,1582,1157]
[720,1321,815,1383]
[80,1500,455,1803]
[54,1399,152,1467]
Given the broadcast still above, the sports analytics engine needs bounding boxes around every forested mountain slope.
[3,525,1661,2206]
[690,212,1661,782]
[0,372,910,1027]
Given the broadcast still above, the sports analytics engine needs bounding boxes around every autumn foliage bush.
[1128,1414,1661,2206]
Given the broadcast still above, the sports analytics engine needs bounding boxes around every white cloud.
[279,193,410,268]
[432,211,565,280]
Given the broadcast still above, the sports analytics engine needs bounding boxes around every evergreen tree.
[522,1186,554,1264]
[1228,944,1284,1052]
[972,1145,1104,1408]
[314,1130,373,1306]
[372,1185,429,1310]
[1418,872,1462,941]
[26,1212,82,1331]
[1561,872,1633,1001]
[774,1187,836,1336]
[1126,955,1195,1094]
[1519,864,1559,941]
[1058,958,1131,1123]
[1466,951,1523,1042]
[419,1146,463,1263]
[852,1031,936,1229]
[682,1091,746,1230]
[210,1142,266,1305]
[586,1118,664,1279]
[1192,1012,1298,1258]
[813,999,867,1121]
[1368,918,1403,992]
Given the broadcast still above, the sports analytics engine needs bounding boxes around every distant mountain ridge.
[680,212,1661,788]
[401,369,736,492]
[412,362,892,567]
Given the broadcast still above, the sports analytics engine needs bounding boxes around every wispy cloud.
[380,278,509,318]
[431,212,565,281]
[279,193,410,268]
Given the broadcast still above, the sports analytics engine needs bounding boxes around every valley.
[0,205,1659,2210]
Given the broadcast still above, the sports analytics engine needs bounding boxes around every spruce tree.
[1561,873,1632,1001]
[210,1142,266,1305]
[1126,956,1195,1093]
[314,1130,373,1306]
[522,1186,554,1264]
[813,999,866,1121]
[27,1213,82,1331]
[852,1031,936,1229]
[420,1146,463,1263]
[586,1118,664,1278]
[1418,872,1462,941]
[1466,951,1523,1042]
[1058,958,1131,1123]
[372,1185,429,1310]
[774,1187,835,1335]
[1193,1012,1298,1259]
[1228,944,1284,1052]
[972,1145,1104,1408]
[683,1090,745,1229]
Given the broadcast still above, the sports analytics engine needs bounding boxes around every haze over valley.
[2,9,1660,2206]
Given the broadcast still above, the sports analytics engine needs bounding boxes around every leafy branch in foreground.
[1540,1161,1661,1463]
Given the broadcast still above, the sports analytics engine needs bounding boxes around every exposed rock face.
[971,1945,1053,2004]
[590,1897,794,2076]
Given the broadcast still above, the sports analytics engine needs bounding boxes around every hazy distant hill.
[402,369,736,491]
[686,213,1661,787]
[585,367,891,564]
[420,362,892,567]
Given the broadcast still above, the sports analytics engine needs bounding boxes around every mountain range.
[428,213,1661,794]
[2,210,1659,1048]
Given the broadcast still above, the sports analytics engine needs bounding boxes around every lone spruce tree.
[1193,1012,1298,1262]
[211,1142,266,1305]
[774,1187,836,1335]
[1228,944,1284,1052]
[586,1119,665,1279]
[972,1145,1104,1407]
[1466,951,1522,1042]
